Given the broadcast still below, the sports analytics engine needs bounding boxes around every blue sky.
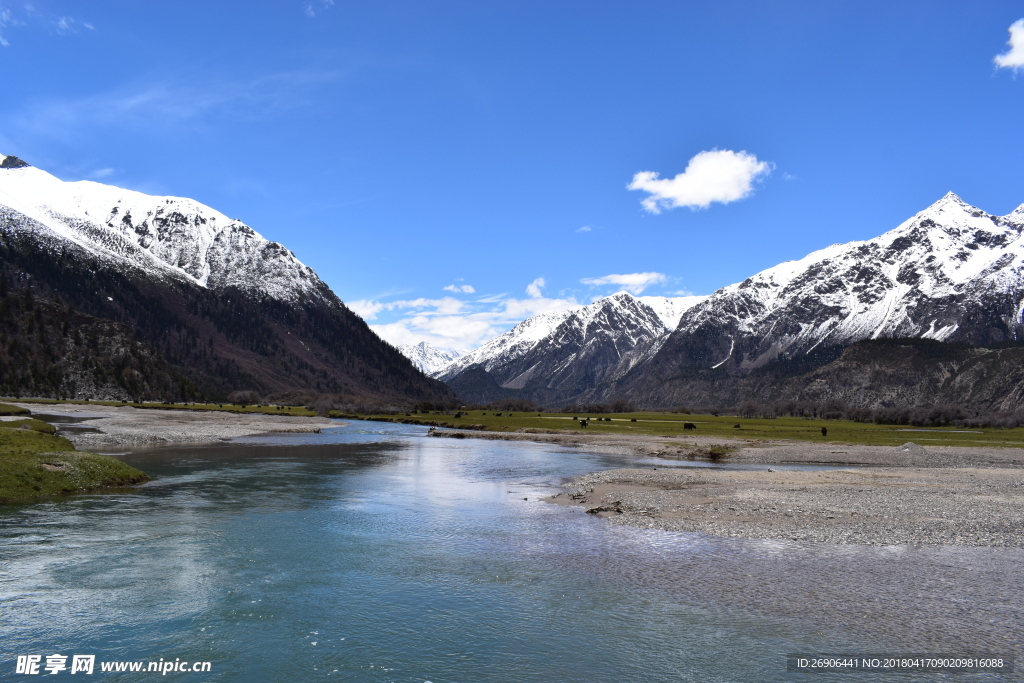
[2,1,1023,351]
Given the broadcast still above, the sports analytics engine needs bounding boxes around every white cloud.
[0,6,92,45]
[995,19,1024,71]
[1,6,21,46]
[90,167,114,179]
[580,272,667,295]
[55,16,92,34]
[304,0,334,17]
[499,294,578,321]
[347,299,386,320]
[371,317,496,351]
[359,279,582,350]
[628,149,771,212]
[576,225,592,233]
[349,297,466,322]
[443,284,475,293]
[2,68,347,143]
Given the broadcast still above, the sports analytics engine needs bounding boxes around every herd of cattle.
[575,418,697,430]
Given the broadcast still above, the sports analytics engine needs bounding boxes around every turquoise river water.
[1,420,1022,681]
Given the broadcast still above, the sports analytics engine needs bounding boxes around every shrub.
[487,398,537,412]
[228,390,261,406]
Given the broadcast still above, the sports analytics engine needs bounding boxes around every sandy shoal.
[429,428,1024,546]
[11,403,337,449]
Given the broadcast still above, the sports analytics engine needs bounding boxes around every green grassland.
[5,398,1023,448]
[0,402,30,416]
[0,403,150,503]
[352,410,1024,449]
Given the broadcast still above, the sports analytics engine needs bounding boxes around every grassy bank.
[0,403,30,416]
[6,398,1023,449]
[0,405,150,503]
[346,410,1024,449]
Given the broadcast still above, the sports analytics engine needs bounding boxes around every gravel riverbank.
[552,466,1024,546]
[428,428,1024,546]
[9,403,337,450]
[429,427,1024,467]
[12,410,1024,546]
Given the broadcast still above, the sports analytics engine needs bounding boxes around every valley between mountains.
[425,192,1024,413]
[4,153,1024,415]
[4,153,1024,547]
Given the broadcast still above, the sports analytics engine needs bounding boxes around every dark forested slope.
[0,223,455,404]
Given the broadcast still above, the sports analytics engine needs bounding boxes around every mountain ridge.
[439,192,1024,409]
[0,155,455,404]
[0,155,326,304]
[631,192,1024,385]
[398,342,462,375]
[435,291,708,404]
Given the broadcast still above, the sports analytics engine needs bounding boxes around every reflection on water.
[1,420,1020,682]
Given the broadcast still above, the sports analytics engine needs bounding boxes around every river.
[2,420,1020,681]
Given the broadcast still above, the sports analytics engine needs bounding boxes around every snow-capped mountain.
[439,192,1024,408]
[638,295,709,330]
[0,155,325,303]
[648,193,1024,364]
[398,342,462,375]
[436,292,707,403]
[617,192,1024,405]
[435,308,578,379]
[0,155,453,403]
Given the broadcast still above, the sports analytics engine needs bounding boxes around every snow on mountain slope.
[398,342,462,375]
[435,292,705,404]
[436,292,707,385]
[436,192,1024,407]
[435,308,579,379]
[638,295,708,329]
[0,155,325,303]
[635,192,1024,384]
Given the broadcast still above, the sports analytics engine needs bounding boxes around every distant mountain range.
[0,154,454,404]
[436,193,1024,410]
[398,342,462,375]
[433,293,705,405]
[7,151,1022,411]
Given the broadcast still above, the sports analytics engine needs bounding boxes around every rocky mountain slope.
[621,337,1024,414]
[0,155,325,303]
[619,192,1024,407]
[436,292,707,404]
[440,193,1024,409]
[0,155,455,404]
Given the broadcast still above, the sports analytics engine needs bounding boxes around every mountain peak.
[398,341,462,375]
[1,155,31,169]
[922,191,971,213]
[0,157,328,304]
[913,192,987,228]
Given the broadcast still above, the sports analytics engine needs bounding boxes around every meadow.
[5,398,1024,449]
[361,409,1024,449]
[0,406,149,502]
